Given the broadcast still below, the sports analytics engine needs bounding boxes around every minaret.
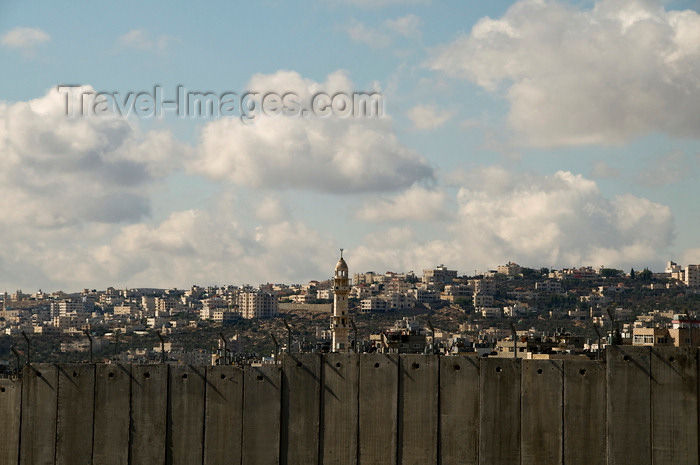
[331,249,350,352]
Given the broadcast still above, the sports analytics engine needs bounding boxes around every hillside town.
[1,257,700,369]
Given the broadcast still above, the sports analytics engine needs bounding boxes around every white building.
[480,307,503,318]
[330,250,351,352]
[361,296,388,312]
[238,291,278,319]
[497,262,522,276]
[422,265,458,284]
[535,281,562,293]
[685,265,700,287]
[50,300,88,318]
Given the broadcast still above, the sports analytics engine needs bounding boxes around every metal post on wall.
[592,324,603,361]
[157,331,166,364]
[84,329,93,363]
[21,331,30,365]
[114,329,120,361]
[509,322,517,359]
[10,346,20,375]
[426,319,436,355]
[269,332,280,363]
[283,319,292,354]
[219,332,228,366]
[350,319,358,354]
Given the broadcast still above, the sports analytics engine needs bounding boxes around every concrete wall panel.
[0,377,22,465]
[169,365,206,465]
[440,356,479,465]
[6,348,700,465]
[242,364,281,465]
[651,347,698,465]
[322,353,358,465]
[398,354,438,465]
[281,354,321,465]
[607,346,651,465]
[20,364,57,465]
[203,366,244,465]
[563,359,606,465]
[56,363,95,465]
[130,364,168,465]
[359,353,398,465]
[521,360,563,465]
[93,364,131,465]
[479,358,520,465]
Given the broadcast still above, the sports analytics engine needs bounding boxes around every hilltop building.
[330,250,351,352]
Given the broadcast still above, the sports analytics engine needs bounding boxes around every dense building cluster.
[2,258,700,365]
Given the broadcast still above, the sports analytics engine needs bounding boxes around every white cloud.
[591,161,621,179]
[636,150,695,187]
[1,27,50,54]
[91,208,337,288]
[681,247,700,265]
[192,70,434,193]
[117,29,178,53]
[384,14,423,38]
[452,169,673,264]
[407,104,454,130]
[345,20,392,48]
[355,185,446,222]
[332,0,428,9]
[352,168,675,274]
[254,196,290,223]
[0,78,430,291]
[428,0,700,146]
[0,86,188,228]
[345,14,423,48]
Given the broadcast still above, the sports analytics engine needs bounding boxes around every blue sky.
[1,0,700,291]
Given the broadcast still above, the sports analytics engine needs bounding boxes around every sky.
[1,0,700,292]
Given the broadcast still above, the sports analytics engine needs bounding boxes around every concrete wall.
[0,347,698,464]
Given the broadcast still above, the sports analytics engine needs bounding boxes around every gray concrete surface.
[398,354,438,465]
[20,363,57,465]
[479,357,521,465]
[93,363,132,465]
[241,364,281,465]
[55,363,95,465]
[607,346,652,465]
[439,356,479,465]
[203,365,244,465]
[651,347,698,465]
[130,364,168,465]
[563,359,606,465]
[358,353,398,464]
[1,348,699,465]
[168,364,206,465]
[521,359,562,465]
[322,353,359,465]
[281,353,321,465]
[0,377,21,465]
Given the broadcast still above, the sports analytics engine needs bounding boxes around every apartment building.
[238,291,278,319]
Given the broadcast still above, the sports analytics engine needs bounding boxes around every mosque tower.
[330,249,350,352]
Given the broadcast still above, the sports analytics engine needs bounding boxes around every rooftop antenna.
[283,319,293,354]
[157,331,166,364]
[350,319,358,354]
[509,322,517,359]
[269,332,280,362]
[21,331,30,365]
[219,332,228,366]
[84,329,93,363]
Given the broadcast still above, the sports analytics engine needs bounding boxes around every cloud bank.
[429,0,700,146]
